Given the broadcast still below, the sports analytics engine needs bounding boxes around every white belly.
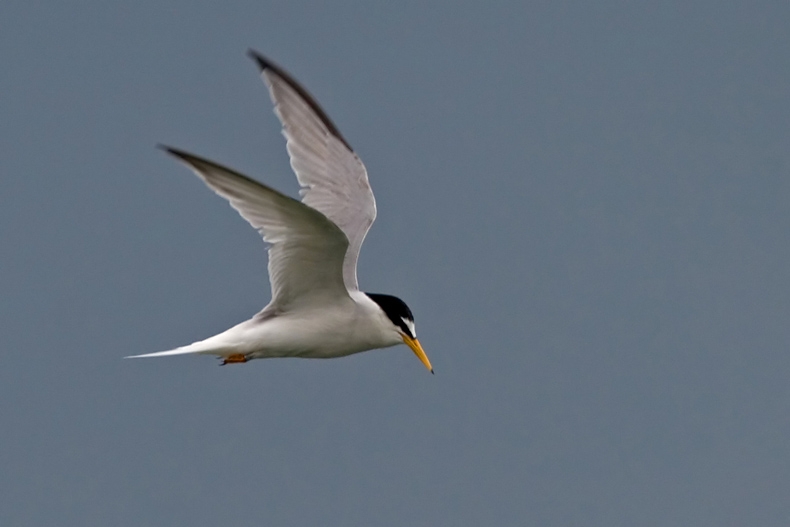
[194,295,402,360]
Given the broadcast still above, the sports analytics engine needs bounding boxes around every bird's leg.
[220,354,248,366]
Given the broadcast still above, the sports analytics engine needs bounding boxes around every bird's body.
[127,51,433,373]
[148,291,401,360]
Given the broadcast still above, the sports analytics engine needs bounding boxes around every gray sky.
[2,1,790,525]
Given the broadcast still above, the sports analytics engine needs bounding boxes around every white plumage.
[126,51,433,373]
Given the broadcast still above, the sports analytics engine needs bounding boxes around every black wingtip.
[244,49,354,152]
[156,144,188,161]
[247,49,275,72]
[431,369,435,375]
[156,145,206,169]
[156,143,174,154]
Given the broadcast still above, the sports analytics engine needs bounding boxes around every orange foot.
[221,354,248,366]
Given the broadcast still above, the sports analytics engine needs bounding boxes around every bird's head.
[365,293,433,374]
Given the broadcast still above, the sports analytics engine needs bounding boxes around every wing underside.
[248,51,377,291]
[161,147,351,310]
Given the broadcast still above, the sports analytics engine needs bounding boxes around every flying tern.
[127,51,433,373]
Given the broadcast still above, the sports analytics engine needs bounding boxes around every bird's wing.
[161,146,351,311]
[248,50,376,292]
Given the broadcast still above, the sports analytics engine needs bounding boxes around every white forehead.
[401,317,416,338]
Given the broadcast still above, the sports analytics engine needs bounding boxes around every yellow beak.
[402,334,434,374]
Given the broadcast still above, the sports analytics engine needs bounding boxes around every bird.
[126,50,433,373]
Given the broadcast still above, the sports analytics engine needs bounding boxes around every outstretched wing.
[161,146,350,311]
[248,50,376,292]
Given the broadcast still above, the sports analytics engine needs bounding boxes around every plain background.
[2,1,790,525]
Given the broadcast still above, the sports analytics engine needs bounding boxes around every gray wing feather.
[161,146,350,311]
[248,51,377,292]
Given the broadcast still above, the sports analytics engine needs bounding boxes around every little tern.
[127,51,433,373]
